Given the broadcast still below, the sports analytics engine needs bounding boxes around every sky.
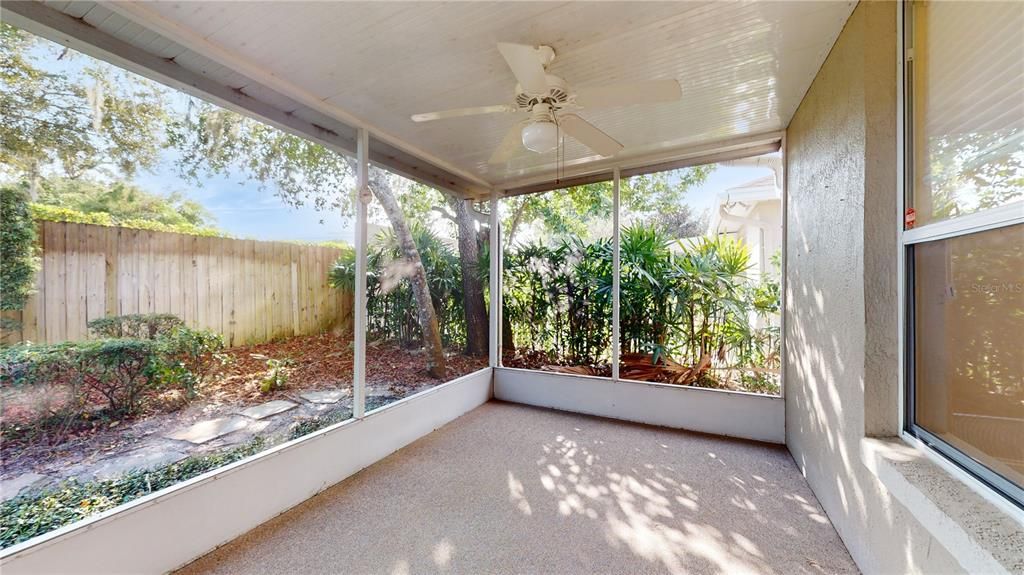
[132,152,355,244]
[15,27,771,245]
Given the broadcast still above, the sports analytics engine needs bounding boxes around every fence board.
[253,240,268,343]
[85,224,105,325]
[43,222,66,342]
[182,234,197,327]
[64,224,82,340]
[8,222,351,348]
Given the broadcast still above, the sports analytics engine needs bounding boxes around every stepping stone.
[300,389,347,404]
[89,446,188,481]
[1,473,50,502]
[166,417,249,444]
[239,400,298,420]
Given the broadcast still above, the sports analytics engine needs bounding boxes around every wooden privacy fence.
[2,221,353,347]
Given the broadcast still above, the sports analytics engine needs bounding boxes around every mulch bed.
[1,334,487,473]
[208,333,487,404]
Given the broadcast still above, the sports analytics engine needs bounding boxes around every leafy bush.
[0,342,90,444]
[330,224,466,349]
[2,319,226,418]
[1,339,157,416]
[502,224,782,392]
[0,342,77,387]
[88,313,183,340]
[1,187,40,312]
[503,237,612,366]
[249,354,290,393]
[0,438,266,549]
[153,326,226,398]
[74,338,160,414]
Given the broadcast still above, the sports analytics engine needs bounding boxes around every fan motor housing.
[515,74,569,110]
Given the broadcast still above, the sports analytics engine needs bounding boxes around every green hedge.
[29,203,223,237]
[1,314,225,416]
[1,188,39,312]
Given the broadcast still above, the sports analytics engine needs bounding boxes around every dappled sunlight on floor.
[177,402,856,575]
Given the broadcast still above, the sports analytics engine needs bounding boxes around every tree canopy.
[167,102,353,216]
[0,23,167,188]
[503,166,713,246]
[0,187,38,312]
[33,178,213,229]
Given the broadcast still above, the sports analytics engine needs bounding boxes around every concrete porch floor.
[177,402,857,574]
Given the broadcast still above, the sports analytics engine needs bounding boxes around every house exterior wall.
[746,199,783,281]
[785,2,964,572]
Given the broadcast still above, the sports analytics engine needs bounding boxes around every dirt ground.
[0,333,487,479]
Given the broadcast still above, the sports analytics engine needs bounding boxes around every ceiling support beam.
[101,0,489,190]
[0,1,358,156]
[1,0,487,199]
[500,132,783,197]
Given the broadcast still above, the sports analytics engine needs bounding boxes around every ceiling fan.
[410,43,682,164]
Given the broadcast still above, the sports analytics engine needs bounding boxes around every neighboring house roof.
[724,175,778,198]
[707,175,782,235]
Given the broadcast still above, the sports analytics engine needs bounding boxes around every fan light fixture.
[410,42,682,163]
[521,121,559,153]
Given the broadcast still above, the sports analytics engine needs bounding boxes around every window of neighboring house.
[904,0,1024,508]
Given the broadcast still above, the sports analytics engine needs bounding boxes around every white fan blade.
[574,80,681,109]
[559,114,623,157]
[497,42,549,95]
[411,104,517,123]
[488,122,525,164]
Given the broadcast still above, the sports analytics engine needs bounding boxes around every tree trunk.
[448,196,489,357]
[502,311,515,352]
[505,196,529,246]
[366,169,447,379]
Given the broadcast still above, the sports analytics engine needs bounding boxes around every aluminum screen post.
[353,128,369,419]
[489,188,502,367]
[612,167,621,380]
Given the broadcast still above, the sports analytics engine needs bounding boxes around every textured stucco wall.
[785,2,963,572]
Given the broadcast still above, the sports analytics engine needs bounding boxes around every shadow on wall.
[781,2,956,571]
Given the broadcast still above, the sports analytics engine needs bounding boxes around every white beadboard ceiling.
[17,0,855,193]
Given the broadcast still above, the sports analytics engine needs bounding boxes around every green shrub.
[0,342,77,387]
[75,338,160,415]
[1,338,158,416]
[1,187,40,312]
[250,354,290,393]
[2,320,226,420]
[87,313,183,340]
[0,342,90,443]
[0,438,266,549]
[153,326,226,398]
[330,224,466,349]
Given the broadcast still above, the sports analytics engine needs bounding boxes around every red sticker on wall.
[904,208,916,230]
